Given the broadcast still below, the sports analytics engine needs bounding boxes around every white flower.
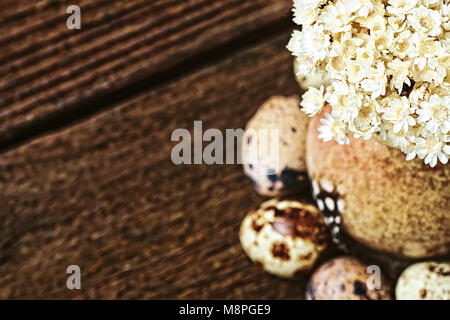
[346,60,369,83]
[421,0,441,8]
[356,0,374,17]
[360,61,387,99]
[287,30,303,56]
[387,0,418,15]
[414,63,445,84]
[294,60,331,89]
[442,4,450,31]
[287,25,330,63]
[372,28,394,52]
[381,121,411,152]
[414,136,448,167]
[343,0,374,17]
[326,55,346,79]
[393,30,416,59]
[318,113,350,145]
[438,54,450,74]
[301,86,325,116]
[408,6,442,37]
[382,96,416,133]
[417,37,444,59]
[366,14,386,33]
[409,83,428,107]
[417,94,450,134]
[388,15,407,33]
[325,81,361,123]
[424,57,447,86]
[387,59,411,93]
[355,46,375,67]
[302,24,331,61]
[340,35,365,59]
[287,0,450,167]
[294,0,324,10]
[319,1,353,32]
[293,56,316,75]
[293,0,325,25]
[350,100,381,139]
[444,144,450,155]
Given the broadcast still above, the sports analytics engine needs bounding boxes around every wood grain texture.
[0,31,312,299]
[0,0,292,145]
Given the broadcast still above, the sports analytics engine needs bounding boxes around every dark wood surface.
[0,0,291,147]
[0,1,315,299]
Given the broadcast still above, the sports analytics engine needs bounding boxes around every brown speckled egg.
[239,198,329,278]
[242,96,310,197]
[293,59,330,90]
[306,106,450,259]
[396,262,450,300]
[307,256,393,300]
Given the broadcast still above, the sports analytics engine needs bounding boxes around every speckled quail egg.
[396,262,450,300]
[293,59,330,90]
[242,96,310,197]
[239,198,329,278]
[307,256,393,300]
[306,106,450,259]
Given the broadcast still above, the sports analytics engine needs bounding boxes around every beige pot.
[306,108,450,259]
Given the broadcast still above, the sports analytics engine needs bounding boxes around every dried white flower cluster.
[288,0,450,167]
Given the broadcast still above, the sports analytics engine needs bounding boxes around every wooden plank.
[0,0,292,145]
[0,31,307,299]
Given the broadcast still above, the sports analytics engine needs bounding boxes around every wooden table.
[0,0,316,299]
